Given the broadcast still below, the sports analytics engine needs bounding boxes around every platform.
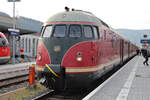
[83,56,150,100]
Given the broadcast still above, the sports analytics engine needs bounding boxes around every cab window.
[69,25,81,37]
[53,25,66,37]
[84,25,93,38]
[43,25,53,37]
[93,26,99,39]
[0,36,7,47]
[103,30,106,40]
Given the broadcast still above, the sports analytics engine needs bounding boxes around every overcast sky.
[0,0,150,29]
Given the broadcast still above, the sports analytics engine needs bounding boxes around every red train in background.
[0,32,10,64]
[36,8,138,91]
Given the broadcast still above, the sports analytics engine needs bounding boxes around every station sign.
[7,0,20,2]
[8,28,20,36]
[140,39,150,43]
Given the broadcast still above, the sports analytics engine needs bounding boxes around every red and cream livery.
[36,9,138,91]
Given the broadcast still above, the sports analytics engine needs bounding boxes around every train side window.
[40,26,44,37]
[53,25,66,37]
[93,26,99,39]
[112,39,114,48]
[0,36,4,47]
[69,25,81,37]
[0,36,6,47]
[103,30,106,40]
[118,40,120,48]
[114,39,116,48]
[84,25,93,38]
[43,25,53,37]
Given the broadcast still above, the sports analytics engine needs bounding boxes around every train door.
[86,25,99,65]
[120,39,124,64]
[91,26,100,65]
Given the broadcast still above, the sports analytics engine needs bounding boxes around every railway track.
[0,67,33,89]
[0,74,29,89]
[0,68,38,96]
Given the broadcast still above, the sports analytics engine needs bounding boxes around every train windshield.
[69,25,81,37]
[42,24,99,39]
[0,36,7,47]
[83,25,93,38]
[53,25,66,37]
[43,25,53,37]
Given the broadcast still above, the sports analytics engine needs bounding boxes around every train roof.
[46,11,103,25]
[45,10,136,45]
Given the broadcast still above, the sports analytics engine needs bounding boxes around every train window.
[84,25,93,38]
[53,25,66,37]
[0,36,7,47]
[103,30,106,40]
[115,39,117,48]
[69,25,81,37]
[40,26,44,37]
[112,40,114,48]
[43,25,53,37]
[118,40,120,48]
[93,26,99,39]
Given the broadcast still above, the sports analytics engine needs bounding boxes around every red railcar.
[0,32,10,64]
[36,9,138,91]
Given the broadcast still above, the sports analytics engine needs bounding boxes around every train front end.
[36,11,100,91]
[0,32,10,64]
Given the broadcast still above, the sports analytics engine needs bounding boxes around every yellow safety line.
[45,64,60,78]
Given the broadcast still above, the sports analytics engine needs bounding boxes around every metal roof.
[17,16,43,33]
[46,11,102,25]
[0,11,43,33]
[0,11,10,17]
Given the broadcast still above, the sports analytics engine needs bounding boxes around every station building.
[0,11,42,62]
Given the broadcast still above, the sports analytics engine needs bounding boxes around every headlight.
[76,52,82,62]
[76,57,82,62]
[38,52,42,61]
[38,55,41,61]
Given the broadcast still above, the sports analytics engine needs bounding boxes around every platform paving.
[83,56,150,100]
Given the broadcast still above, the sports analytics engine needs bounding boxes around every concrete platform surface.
[83,56,150,100]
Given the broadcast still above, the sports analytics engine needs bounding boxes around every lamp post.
[7,0,20,64]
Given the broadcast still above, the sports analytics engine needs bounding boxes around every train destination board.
[140,39,150,43]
